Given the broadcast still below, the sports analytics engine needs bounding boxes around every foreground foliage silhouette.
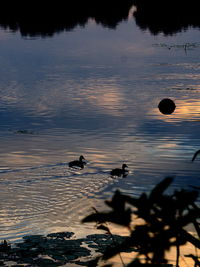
[82,177,200,266]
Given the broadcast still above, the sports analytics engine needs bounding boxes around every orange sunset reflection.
[154,99,200,122]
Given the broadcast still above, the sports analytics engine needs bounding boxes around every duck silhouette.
[110,164,128,177]
[68,155,86,169]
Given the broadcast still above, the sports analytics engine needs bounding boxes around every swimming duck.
[110,164,128,177]
[68,155,86,169]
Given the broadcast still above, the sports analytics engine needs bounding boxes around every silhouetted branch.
[181,229,200,249]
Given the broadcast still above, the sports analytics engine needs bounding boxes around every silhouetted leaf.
[83,177,200,266]
[96,224,111,234]
[105,190,126,213]
[82,212,108,224]
[185,254,200,266]
[82,210,131,226]
[87,256,101,267]
[130,193,151,220]
[149,177,173,203]
[127,258,142,266]
[181,229,200,248]
[174,189,199,212]
[192,149,200,162]
[124,193,147,208]
[178,209,200,227]
[192,219,200,238]
[102,236,135,260]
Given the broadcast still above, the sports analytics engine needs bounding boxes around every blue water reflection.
[0,19,200,241]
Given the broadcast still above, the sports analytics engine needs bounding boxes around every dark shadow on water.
[1,0,200,37]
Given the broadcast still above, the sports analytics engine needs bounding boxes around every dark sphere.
[158,98,176,115]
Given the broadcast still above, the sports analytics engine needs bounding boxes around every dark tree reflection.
[0,0,134,37]
[0,0,200,37]
[132,0,200,35]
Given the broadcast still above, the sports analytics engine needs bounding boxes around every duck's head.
[122,164,128,169]
[79,155,85,161]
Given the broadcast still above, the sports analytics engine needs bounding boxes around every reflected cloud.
[125,44,155,55]
[157,142,178,149]
[86,85,125,116]
[0,76,127,118]
[0,81,26,104]
[0,152,43,167]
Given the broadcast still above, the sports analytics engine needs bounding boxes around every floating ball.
[158,98,176,115]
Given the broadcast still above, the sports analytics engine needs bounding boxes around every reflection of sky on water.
[0,19,200,242]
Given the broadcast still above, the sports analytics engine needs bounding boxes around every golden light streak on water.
[153,99,200,122]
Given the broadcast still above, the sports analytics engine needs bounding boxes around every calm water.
[0,16,200,242]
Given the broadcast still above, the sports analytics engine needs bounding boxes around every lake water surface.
[0,15,200,243]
